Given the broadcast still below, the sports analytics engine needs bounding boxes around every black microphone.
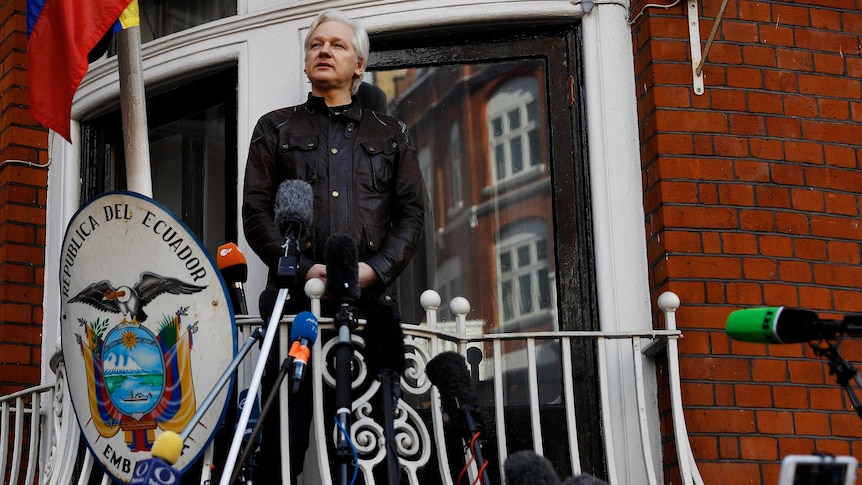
[426,351,481,438]
[324,233,360,303]
[503,450,559,485]
[561,474,610,485]
[427,351,489,485]
[289,311,319,394]
[273,179,313,285]
[362,304,406,376]
[725,307,862,344]
[237,388,261,446]
[217,242,248,315]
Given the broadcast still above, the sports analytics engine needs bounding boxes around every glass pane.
[508,109,521,130]
[510,137,523,173]
[140,0,237,42]
[517,245,531,268]
[495,144,506,180]
[538,268,552,309]
[529,129,541,167]
[500,252,512,273]
[518,274,532,314]
[502,280,514,321]
[527,99,538,122]
[372,60,555,334]
[492,117,504,137]
[536,237,548,261]
[80,68,237,256]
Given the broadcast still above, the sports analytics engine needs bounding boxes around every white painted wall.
[41,1,656,482]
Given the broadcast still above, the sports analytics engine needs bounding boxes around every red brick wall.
[0,0,49,396]
[633,0,862,483]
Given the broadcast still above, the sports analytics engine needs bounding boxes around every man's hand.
[306,263,327,283]
[306,262,376,289]
[358,262,378,289]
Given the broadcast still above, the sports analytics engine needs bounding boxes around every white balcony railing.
[1,290,702,485]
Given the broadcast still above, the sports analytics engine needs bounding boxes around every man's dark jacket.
[242,94,426,306]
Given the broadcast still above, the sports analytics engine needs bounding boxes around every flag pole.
[115,24,153,197]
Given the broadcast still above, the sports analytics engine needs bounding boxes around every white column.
[581,1,659,483]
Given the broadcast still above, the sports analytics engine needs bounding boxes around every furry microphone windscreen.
[274,179,313,234]
[426,351,480,435]
[324,233,361,302]
[503,450,560,485]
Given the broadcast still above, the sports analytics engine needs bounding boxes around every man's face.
[305,20,364,94]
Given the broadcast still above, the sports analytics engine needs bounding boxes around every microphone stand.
[220,232,301,485]
[229,355,295,485]
[461,403,490,485]
[180,327,264,443]
[333,304,358,485]
[378,368,402,485]
[175,327,263,482]
[809,338,862,420]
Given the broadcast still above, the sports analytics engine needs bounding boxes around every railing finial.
[657,291,680,313]
[420,289,441,311]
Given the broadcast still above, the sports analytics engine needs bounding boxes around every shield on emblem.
[60,192,236,483]
[103,324,165,417]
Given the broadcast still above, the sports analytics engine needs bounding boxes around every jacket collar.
[305,93,362,122]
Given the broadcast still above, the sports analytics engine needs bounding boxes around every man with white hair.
[242,8,426,484]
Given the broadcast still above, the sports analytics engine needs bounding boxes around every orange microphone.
[217,242,248,315]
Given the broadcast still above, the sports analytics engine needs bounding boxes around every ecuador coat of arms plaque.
[59,192,236,482]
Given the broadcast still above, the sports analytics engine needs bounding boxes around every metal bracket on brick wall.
[686,0,705,95]
[687,0,730,96]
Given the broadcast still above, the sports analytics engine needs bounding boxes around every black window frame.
[370,24,605,479]
[79,65,239,256]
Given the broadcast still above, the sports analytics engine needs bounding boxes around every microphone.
[426,351,481,438]
[503,450,559,485]
[362,304,406,376]
[324,234,360,303]
[130,431,183,485]
[273,179,313,285]
[274,179,313,236]
[725,307,862,344]
[237,388,261,446]
[427,351,489,485]
[289,311,319,394]
[217,242,248,315]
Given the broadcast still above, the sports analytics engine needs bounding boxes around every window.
[80,66,238,256]
[436,257,463,321]
[497,219,555,329]
[449,122,463,211]
[369,26,603,478]
[487,76,542,185]
[139,0,237,42]
[369,58,560,334]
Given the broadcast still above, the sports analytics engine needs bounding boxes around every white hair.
[305,9,370,95]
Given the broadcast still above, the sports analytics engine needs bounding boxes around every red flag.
[26,0,133,142]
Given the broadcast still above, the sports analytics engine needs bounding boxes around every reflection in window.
[79,67,238,256]
[139,0,237,42]
[497,219,554,327]
[369,33,600,479]
[449,122,463,211]
[487,76,541,184]
[436,257,463,321]
[372,60,555,333]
